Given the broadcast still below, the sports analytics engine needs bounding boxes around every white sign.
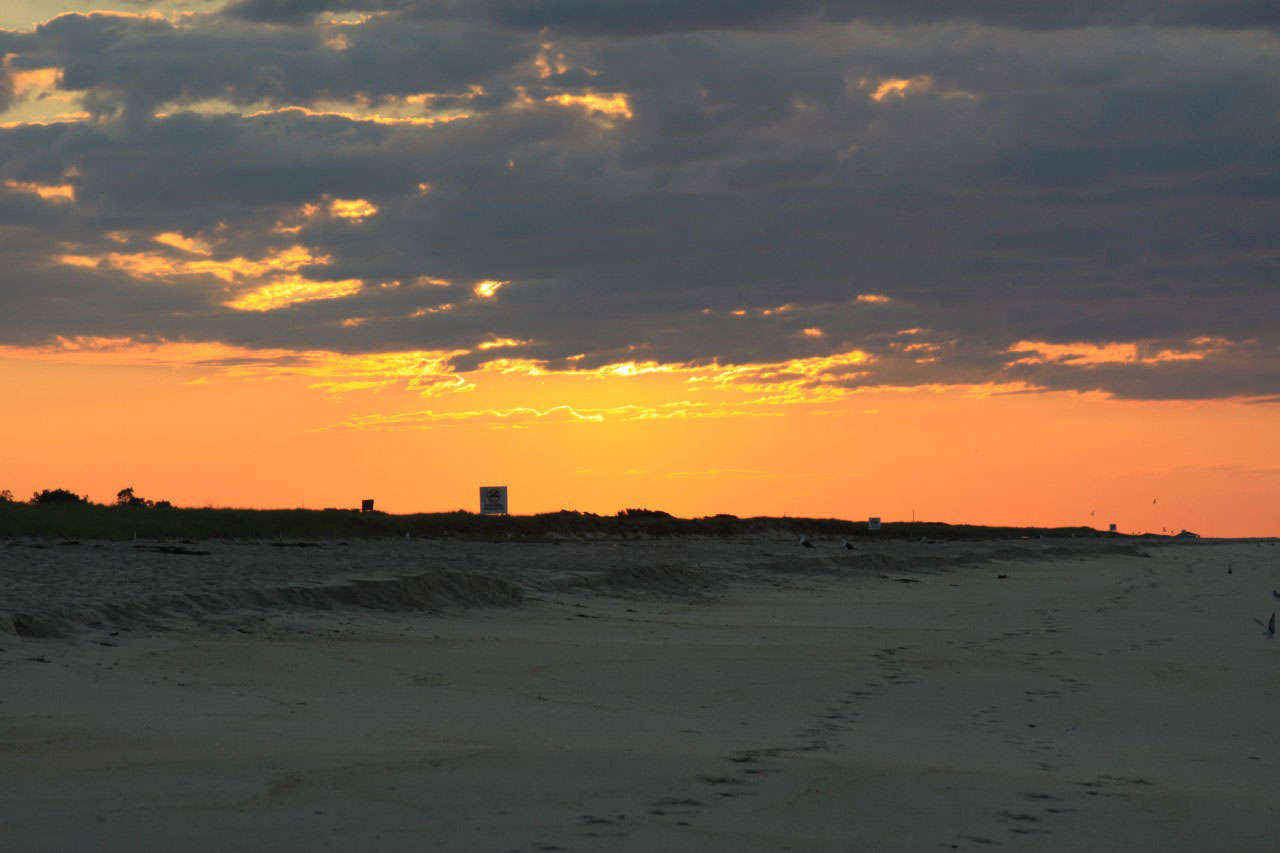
[868,517,882,531]
[479,486,508,515]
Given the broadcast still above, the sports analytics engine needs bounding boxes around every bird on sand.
[841,537,855,550]
[799,534,815,549]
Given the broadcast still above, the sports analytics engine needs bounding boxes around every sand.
[2,536,1277,850]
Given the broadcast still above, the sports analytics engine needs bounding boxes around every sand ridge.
[3,536,1149,638]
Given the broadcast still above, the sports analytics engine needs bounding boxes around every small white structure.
[479,486,508,515]
[868,517,882,531]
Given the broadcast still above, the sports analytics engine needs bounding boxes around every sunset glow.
[0,2,1276,536]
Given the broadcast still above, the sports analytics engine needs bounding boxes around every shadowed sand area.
[2,537,1277,850]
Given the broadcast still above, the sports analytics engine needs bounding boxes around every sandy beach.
[2,536,1277,850]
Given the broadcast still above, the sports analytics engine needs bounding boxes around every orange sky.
[2,347,1276,537]
[3,7,1278,539]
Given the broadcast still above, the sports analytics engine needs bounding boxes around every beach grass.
[0,502,1105,542]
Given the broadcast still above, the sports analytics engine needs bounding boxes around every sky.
[1,2,1277,535]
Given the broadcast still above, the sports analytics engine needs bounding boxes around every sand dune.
[2,537,1277,850]
[2,537,1147,637]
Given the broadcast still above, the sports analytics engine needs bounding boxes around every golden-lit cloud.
[4,178,75,203]
[225,276,364,311]
[535,43,570,79]
[308,380,393,393]
[472,357,548,376]
[0,113,92,128]
[477,337,531,350]
[473,279,508,299]
[0,60,83,126]
[600,361,678,378]
[897,340,942,364]
[0,332,893,417]
[855,75,973,103]
[152,232,211,255]
[698,350,874,394]
[465,349,882,406]
[176,90,479,126]
[9,66,62,96]
[868,75,936,102]
[55,236,372,312]
[273,203,321,234]
[544,91,633,121]
[328,198,378,220]
[0,336,236,366]
[59,242,323,282]
[0,337,473,396]
[274,197,379,232]
[857,293,891,303]
[322,400,770,431]
[243,104,469,127]
[408,303,455,317]
[319,13,379,53]
[1006,338,1229,366]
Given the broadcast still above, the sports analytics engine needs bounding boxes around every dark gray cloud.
[1,6,1277,400]
[220,1,1280,34]
[221,0,394,25]
[823,1,1280,32]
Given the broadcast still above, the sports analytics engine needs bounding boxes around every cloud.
[215,2,1280,35]
[0,6,1276,401]
[320,400,765,431]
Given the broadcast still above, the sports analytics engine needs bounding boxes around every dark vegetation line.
[1,496,1115,542]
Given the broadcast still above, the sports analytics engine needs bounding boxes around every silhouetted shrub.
[0,489,13,503]
[31,488,88,505]
[116,487,152,508]
[114,487,171,508]
[616,508,674,518]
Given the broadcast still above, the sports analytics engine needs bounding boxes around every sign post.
[479,486,508,515]
[361,499,375,513]
[868,517,881,532]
